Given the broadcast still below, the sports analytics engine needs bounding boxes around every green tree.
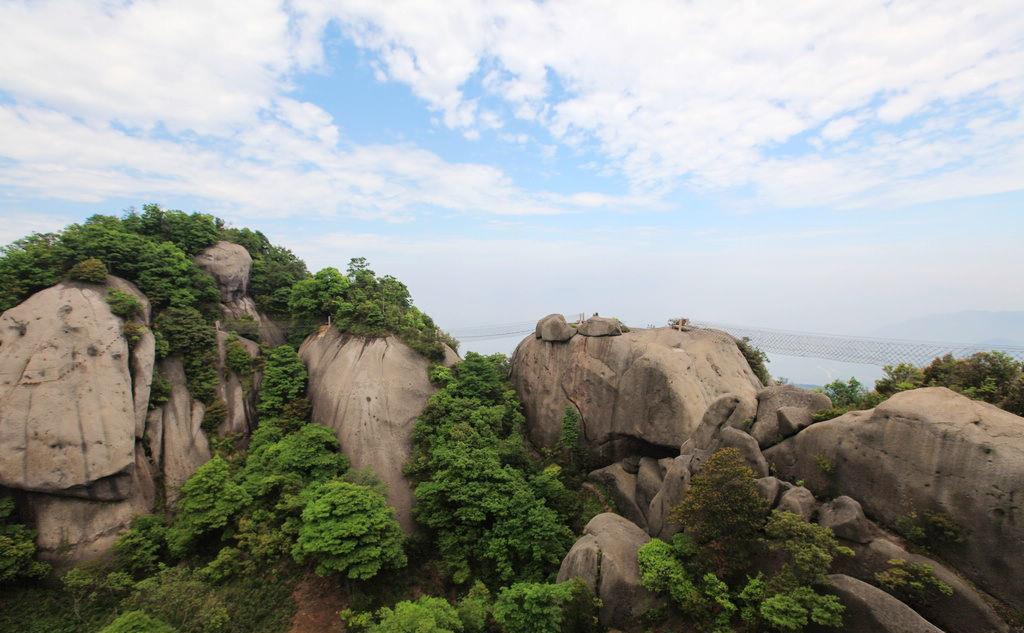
[224,334,254,378]
[257,345,309,418]
[123,566,229,633]
[493,580,599,633]
[875,363,925,396]
[122,204,221,256]
[68,257,108,283]
[0,232,65,312]
[670,448,769,577]
[820,378,866,409]
[240,424,349,501]
[166,456,252,557]
[0,497,49,583]
[99,610,178,633]
[345,596,464,633]
[292,481,406,580]
[114,514,168,576]
[737,338,771,384]
[106,289,143,319]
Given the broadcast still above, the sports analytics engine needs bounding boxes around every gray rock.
[835,536,1008,633]
[756,476,792,508]
[588,463,647,530]
[646,455,690,538]
[557,513,656,630]
[535,313,576,342]
[300,328,453,533]
[635,457,667,512]
[819,496,875,544]
[814,574,944,633]
[680,393,760,473]
[576,316,623,337]
[777,486,817,521]
[777,405,814,436]
[766,387,1024,611]
[511,327,761,466]
[719,426,770,477]
[130,327,155,439]
[146,358,211,506]
[215,330,260,436]
[751,385,831,448]
[0,282,137,498]
[194,241,251,303]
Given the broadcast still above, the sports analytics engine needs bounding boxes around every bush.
[240,424,349,502]
[258,345,308,418]
[493,580,599,633]
[114,514,168,576]
[737,338,771,384]
[223,315,261,342]
[345,595,463,633]
[0,497,49,584]
[894,510,964,548]
[875,363,924,396]
[670,448,769,577]
[202,399,227,435]
[923,352,1024,415]
[155,305,218,403]
[875,558,953,606]
[224,335,253,378]
[107,289,143,319]
[99,610,177,633]
[69,257,108,283]
[122,322,147,348]
[292,481,407,580]
[149,373,172,409]
[123,566,229,633]
[457,582,492,633]
[166,456,252,557]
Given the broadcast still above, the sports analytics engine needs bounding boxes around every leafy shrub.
[457,581,492,633]
[69,257,108,283]
[345,595,463,633]
[149,373,172,409]
[492,580,600,633]
[558,406,582,467]
[670,448,769,577]
[223,315,261,342]
[923,352,1024,415]
[875,363,925,396]
[257,345,308,418]
[224,334,253,378]
[122,322,147,348]
[875,558,953,606]
[166,456,252,557]
[122,204,221,256]
[62,565,135,621]
[292,481,407,580]
[408,353,574,585]
[199,547,254,584]
[154,305,219,403]
[99,610,178,633]
[202,399,227,435]
[240,423,349,502]
[107,289,143,319]
[895,510,965,548]
[0,497,49,583]
[737,337,771,384]
[123,566,229,633]
[115,514,168,576]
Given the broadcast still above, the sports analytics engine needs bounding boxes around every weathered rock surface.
[777,485,817,521]
[145,358,211,505]
[511,327,762,465]
[766,387,1024,611]
[534,313,576,342]
[750,385,832,448]
[588,463,648,530]
[680,393,763,475]
[557,513,656,630]
[835,535,1008,633]
[756,476,792,508]
[812,574,944,633]
[576,316,623,337]
[818,496,875,544]
[0,282,137,497]
[194,241,285,346]
[646,455,690,538]
[300,327,454,532]
[215,331,260,436]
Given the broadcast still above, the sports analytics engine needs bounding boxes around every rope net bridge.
[446,315,1024,367]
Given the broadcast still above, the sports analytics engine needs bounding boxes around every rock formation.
[511,323,762,465]
[299,327,456,532]
[194,241,285,345]
[766,387,1024,611]
[0,280,156,560]
[214,330,261,436]
[815,574,944,633]
[749,384,832,448]
[556,513,656,629]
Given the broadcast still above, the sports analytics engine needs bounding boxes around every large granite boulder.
[535,313,576,342]
[0,280,157,561]
[300,327,455,532]
[750,385,832,448]
[0,282,137,498]
[510,327,762,466]
[556,513,656,630]
[766,387,1024,611]
[812,575,944,633]
[576,316,623,337]
[194,241,284,346]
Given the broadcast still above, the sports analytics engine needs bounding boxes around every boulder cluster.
[514,313,1023,633]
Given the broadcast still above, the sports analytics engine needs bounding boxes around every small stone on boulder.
[577,316,623,337]
[534,313,576,342]
[777,486,817,521]
[819,496,875,544]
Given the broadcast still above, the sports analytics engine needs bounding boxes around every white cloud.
[314,0,1024,207]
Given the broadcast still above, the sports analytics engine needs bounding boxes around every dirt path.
[289,573,347,633]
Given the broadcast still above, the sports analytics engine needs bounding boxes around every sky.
[1,1,1023,382]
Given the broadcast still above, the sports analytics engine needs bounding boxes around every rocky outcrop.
[750,385,832,448]
[299,327,455,532]
[576,316,623,337]
[194,241,284,346]
[818,496,875,544]
[766,387,1024,611]
[535,313,576,342]
[556,513,656,630]
[0,280,158,561]
[214,331,260,436]
[510,326,762,466]
[814,575,944,633]
[145,358,212,505]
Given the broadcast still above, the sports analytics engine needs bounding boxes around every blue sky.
[1,1,1022,381]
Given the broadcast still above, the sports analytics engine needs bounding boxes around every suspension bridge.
[446,315,1024,367]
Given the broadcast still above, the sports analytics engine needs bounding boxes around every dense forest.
[1,205,1022,633]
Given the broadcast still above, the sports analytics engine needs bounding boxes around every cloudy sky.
[1,0,1023,379]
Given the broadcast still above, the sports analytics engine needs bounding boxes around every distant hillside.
[873,310,1024,346]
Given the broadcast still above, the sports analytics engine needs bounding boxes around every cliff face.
[0,280,155,560]
[194,241,285,346]
[510,323,762,466]
[299,327,456,533]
